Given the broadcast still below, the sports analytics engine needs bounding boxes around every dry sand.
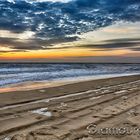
[0,75,140,140]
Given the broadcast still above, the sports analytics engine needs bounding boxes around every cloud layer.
[0,0,140,51]
[78,38,140,51]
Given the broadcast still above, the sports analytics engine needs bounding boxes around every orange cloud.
[0,48,131,60]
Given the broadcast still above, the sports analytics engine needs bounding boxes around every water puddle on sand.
[2,137,11,140]
[31,108,52,117]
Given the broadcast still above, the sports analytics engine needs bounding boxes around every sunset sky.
[0,0,140,62]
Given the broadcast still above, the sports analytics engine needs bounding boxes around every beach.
[0,74,140,140]
[0,0,140,139]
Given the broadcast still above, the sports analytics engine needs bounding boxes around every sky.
[0,0,140,62]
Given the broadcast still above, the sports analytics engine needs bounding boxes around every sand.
[0,74,140,140]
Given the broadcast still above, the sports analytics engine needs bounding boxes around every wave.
[0,63,140,87]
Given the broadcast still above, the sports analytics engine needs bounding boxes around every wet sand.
[0,74,140,140]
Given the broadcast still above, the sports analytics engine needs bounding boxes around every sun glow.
[0,47,131,60]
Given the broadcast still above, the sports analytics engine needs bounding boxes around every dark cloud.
[0,37,140,52]
[0,0,140,52]
[76,38,140,51]
[0,50,27,53]
[130,47,140,51]
[80,42,140,49]
[0,36,78,51]
[104,38,140,43]
[0,0,140,39]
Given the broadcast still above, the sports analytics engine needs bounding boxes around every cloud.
[0,50,27,53]
[130,47,140,51]
[31,0,72,3]
[0,0,140,52]
[0,36,78,51]
[75,38,140,51]
[104,38,140,43]
[0,0,140,40]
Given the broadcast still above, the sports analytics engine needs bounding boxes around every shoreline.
[0,74,140,140]
[0,74,140,107]
[0,73,140,93]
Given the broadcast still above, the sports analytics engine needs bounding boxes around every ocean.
[0,63,140,87]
